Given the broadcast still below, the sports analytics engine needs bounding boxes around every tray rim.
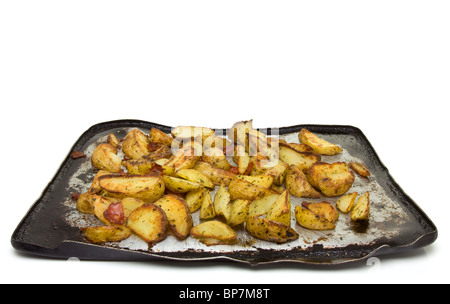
[11,119,438,266]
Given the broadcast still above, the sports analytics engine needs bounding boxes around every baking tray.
[11,119,437,266]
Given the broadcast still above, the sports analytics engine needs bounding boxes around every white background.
[1,1,449,284]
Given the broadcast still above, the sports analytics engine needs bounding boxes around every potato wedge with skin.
[107,133,121,149]
[336,192,358,213]
[248,194,279,217]
[142,145,173,162]
[298,129,343,156]
[295,205,336,230]
[201,147,231,170]
[307,162,355,197]
[228,178,273,201]
[234,145,251,174]
[163,175,203,194]
[81,226,133,244]
[122,128,152,160]
[228,120,253,148]
[91,143,122,173]
[91,195,122,226]
[126,203,168,244]
[302,201,339,223]
[349,162,371,178]
[194,161,236,186]
[153,195,193,240]
[266,190,291,226]
[235,174,274,189]
[263,161,289,186]
[149,128,173,146]
[185,188,206,213]
[76,192,94,214]
[190,220,238,246]
[200,190,216,220]
[122,158,161,175]
[98,173,165,203]
[171,126,215,143]
[121,197,146,217]
[87,170,111,195]
[175,169,214,189]
[214,185,231,222]
[285,164,321,198]
[246,216,299,243]
[163,146,200,175]
[228,199,251,226]
[279,145,321,173]
[278,141,313,153]
[351,191,370,221]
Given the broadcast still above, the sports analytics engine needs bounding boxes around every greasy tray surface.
[11,120,437,265]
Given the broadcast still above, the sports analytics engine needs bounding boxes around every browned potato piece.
[162,145,200,175]
[76,192,94,214]
[87,170,111,195]
[248,194,279,217]
[279,145,321,173]
[234,145,251,174]
[81,226,133,244]
[107,133,121,149]
[126,203,168,244]
[122,158,161,175]
[336,192,358,213]
[190,220,238,246]
[171,126,215,143]
[307,162,355,197]
[228,199,251,226]
[153,194,193,240]
[142,145,173,162]
[98,173,165,203]
[235,174,274,189]
[285,164,321,198]
[228,178,273,201]
[351,191,370,221]
[163,175,203,194]
[201,147,231,170]
[149,128,173,146]
[265,190,291,226]
[298,129,343,156]
[175,169,214,189]
[214,185,231,222]
[91,195,122,226]
[228,120,253,148]
[294,205,336,230]
[349,162,371,177]
[279,141,313,153]
[122,128,151,159]
[263,162,289,186]
[302,201,339,223]
[194,161,236,186]
[91,143,122,173]
[121,197,146,217]
[246,216,299,243]
[185,188,206,213]
[200,190,216,220]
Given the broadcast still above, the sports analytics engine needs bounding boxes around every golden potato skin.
[194,161,236,186]
[246,216,299,243]
[190,220,238,245]
[351,191,370,221]
[153,194,193,240]
[294,205,336,230]
[298,129,343,156]
[122,128,151,159]
[307,162,355,197]
[81,226,133,244]
[91,143,122,173]
[285,164,321,198]
[228,178,273,201]
[149,128,173,146]
[126,203,168,244]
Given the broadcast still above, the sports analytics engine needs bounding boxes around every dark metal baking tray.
[11,119,437,266]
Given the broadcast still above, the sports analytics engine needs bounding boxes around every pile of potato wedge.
[76,120,372,246]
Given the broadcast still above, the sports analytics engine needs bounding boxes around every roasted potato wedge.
[349,162,371,178]
[126,203,168,244]
[162,145,200,175]
[235,174,274,189]
[175,168,214,189]
[163,175,203,194]
[294,205,336,230]
[246,216,299,243]
[351,191,370,221]
[278,141,313,153]
[262,161,289,186]
[153,194,193,240]
[142,144,173,162]
[201,147,231,170]
[200,190,216,220]
[81,226,133,244]
[228,120,253,149]
[91,195,117,226]
[122,158,161,175]
[285,164,321,198]
[336,192,358,213]
[122,128,152,159]
[302,201,339,223]
[76,192,95,214]
[107,133,121,149]
[149,127,173,146]
[307,162,355,197]
[298,128,343,156]
[120,197,146,217]
[98,173,165,203]
[279,145,321,173]
[190,220,238,246]
[248,194,279,217]
[214,184,232,222]
[171,126,215,143]
[228,199,251,226]
[228,177,273,201]
[185,188,206,213]
[194,161,236,186]
[265,190,291,226]
[91,143,122,173]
